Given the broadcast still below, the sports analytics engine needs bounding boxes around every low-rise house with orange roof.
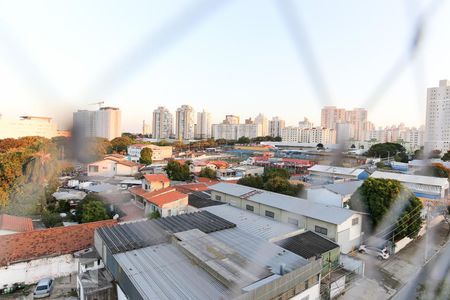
[87,156,140,177]
[129,186,188,217]
[0,214,34,235]
[0,220,115,288]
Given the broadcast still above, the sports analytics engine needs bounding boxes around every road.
[341,219,450,300]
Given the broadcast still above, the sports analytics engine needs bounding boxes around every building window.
[88,165,99,173]
[246,204,254,212]
[315,225,328,235]
[215,195,222,201]
[288,218,299,226]
[265,210,275,218]
[352,217,359,225]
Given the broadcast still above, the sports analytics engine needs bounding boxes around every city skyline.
[0,1,450,132]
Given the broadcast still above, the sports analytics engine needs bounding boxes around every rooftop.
[129,186,187,206]
[371,171,449,187]
[0,214,33,233]
[275,231,340,259]
[323,181,363,196]
[201,204,300,241]
[308,165,366,177]
[0,219,116,267]
[143,173,170,183]
[209,182,359,225]
[188,191,223,208]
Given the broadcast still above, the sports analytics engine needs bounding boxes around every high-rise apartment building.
[195,110,212,139]
[175,105,195,140]
[425,79,450,154]
[281,126,300,142]
[142,120,151,136]
[268,117,285,138]
[0,115,58,139]
[152,106,173,140]
[320,106,368,141]
[212,124,262,140]
[73,107,121,140]
[281,126,336,144]
[223,115,240,125]
[298,117,313,129]
[367,124,424,151]
[254,113,269,136]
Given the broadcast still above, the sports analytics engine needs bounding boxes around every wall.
[87,160,116,177]
[0,229,17,235]
[0,255,77,286]
[305,217,338,241]
[116,164,137,176]
[291,283,320,300]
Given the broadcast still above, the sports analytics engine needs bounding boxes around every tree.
[110,136,133,153]
[149,210,161,219]
[139,148,153,165]
[263,168,290,181]
[442,151,450,161]
[274,136,282,142]
[316,143,324,150]
[366,142,406,158]
[81,199,109,223]
[199,167,216,179]
[351,144,356,149]
[349,178,423,241]
[165,160,190,181]
[237,136,251,144]
[42,211,63,227]
[264,176,291,194]
[237,175,264,189]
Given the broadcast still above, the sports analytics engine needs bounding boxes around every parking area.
[1,275,77,300]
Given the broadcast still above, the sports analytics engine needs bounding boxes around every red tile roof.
[129,186,186,207]
[0,214,34,233]
[144,174,170,184]
[0,219,116,267]
[175,183,210,193]
[196,177,220,185]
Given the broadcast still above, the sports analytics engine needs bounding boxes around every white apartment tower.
[195,110,212,139]
[425,80,450,154]
[320,106,367,141]
[175,105,195,140]
[152,106,173,140]
[254,113,269,136]
[0,115,58,139]
[73,107,121,140]
[268,117,286,137]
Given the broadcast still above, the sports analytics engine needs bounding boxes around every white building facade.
[195,110,212,139]
[0,116,58,139]
[73,107,121,140]
[152,106,173,140]
[425,79,450,154]
[268,117,285,138]
[175,105,195,140]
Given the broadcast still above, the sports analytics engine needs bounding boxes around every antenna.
[88,101,105,109]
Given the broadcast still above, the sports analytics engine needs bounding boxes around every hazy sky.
[0,0,449,132]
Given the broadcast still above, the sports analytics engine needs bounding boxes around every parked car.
[33,278,54,298]
[358,245,390,260]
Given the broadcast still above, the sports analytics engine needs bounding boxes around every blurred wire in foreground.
[275,0,333,106]
[83,0,232,99]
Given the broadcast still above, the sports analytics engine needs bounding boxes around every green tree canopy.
[199,167,216,179]
[237,175,264,189]
[165,160,190,181]
[349,178,423,241]
[441,151,450,161]
[366,142,407,159]
[139,147,153,165]
[237,136,251,144]
[110,136,133,153]
[263,168,290,181]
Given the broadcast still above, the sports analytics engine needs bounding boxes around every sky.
[0,0,449,132]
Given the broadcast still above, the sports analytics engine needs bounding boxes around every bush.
[42,211,63,228]
[149,210,161,219]
[57,200,71,213]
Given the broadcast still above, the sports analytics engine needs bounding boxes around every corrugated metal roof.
[275,231,339,259]
[201,205,300,241]
[154,211,236,233]
[371,171,449,187]
[188,191,223,208]
[113,243,235,300]
[98,211,236,254]
[209,183,359,225]
[308,164,365,176]
[323,181,363,196]
[209,228,308,274]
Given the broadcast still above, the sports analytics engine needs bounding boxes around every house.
[127,144,173,163]
[215,165,264,181]
[308,165,369,182]
[0,220,116,288]
[129,174,188,217]
[0,214,33,235]
[94,211,322,300]
[87,156,139,177]
[370,171,449,200]
[209,182,363,253]
[307,181,363,208]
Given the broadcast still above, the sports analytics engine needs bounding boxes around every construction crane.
[88,101,104,109]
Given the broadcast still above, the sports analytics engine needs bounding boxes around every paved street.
[341,219,450,300]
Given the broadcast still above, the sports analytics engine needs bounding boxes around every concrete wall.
[116,164,138,176]
[0,255,77,286]
[87,160,116,177]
